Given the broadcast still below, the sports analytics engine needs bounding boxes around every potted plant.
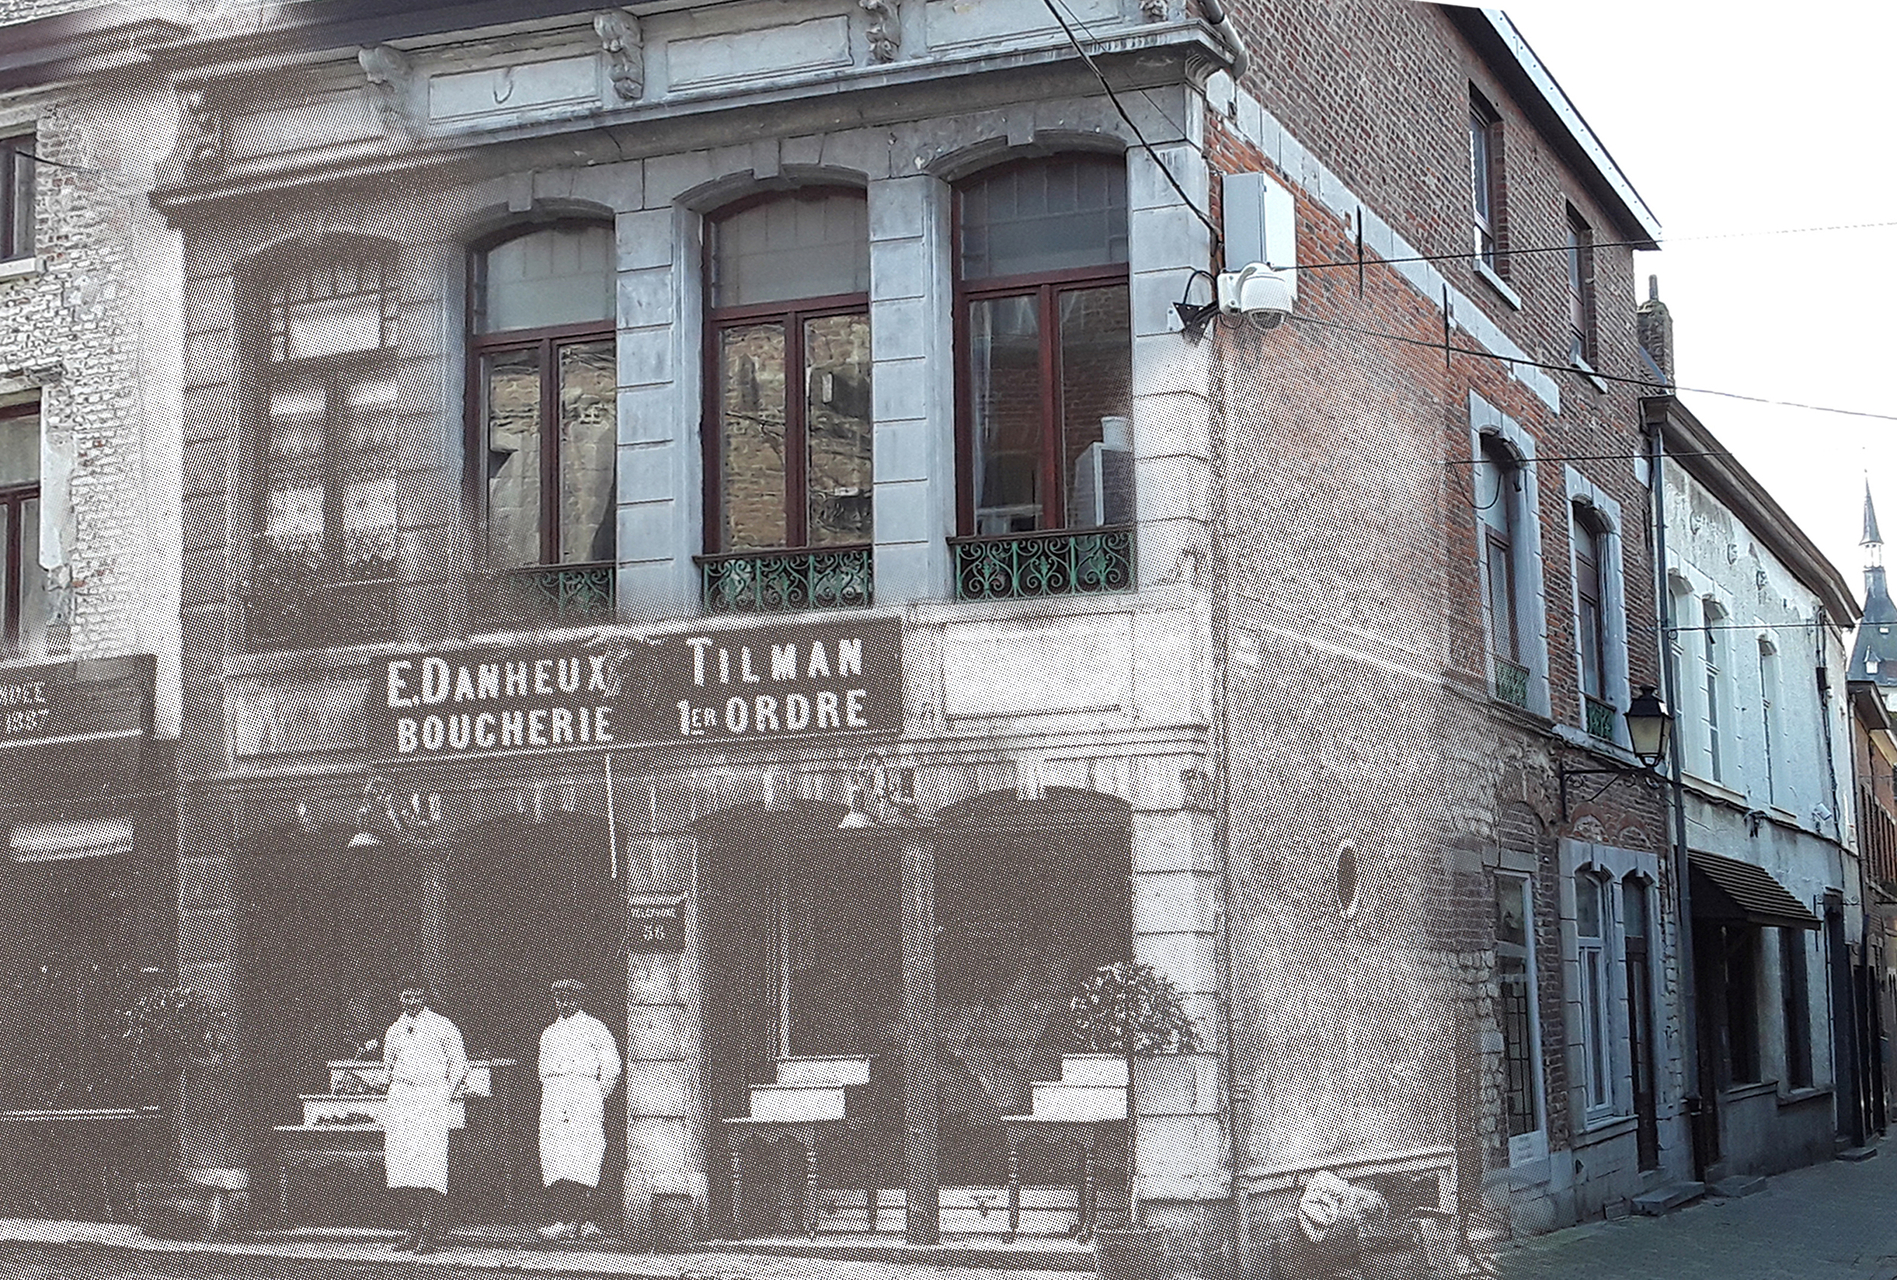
[1071,962,1200,1280]
[123,985,235,1240]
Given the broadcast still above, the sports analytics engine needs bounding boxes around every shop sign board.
[0,656,152,747]
[371,617,901,757]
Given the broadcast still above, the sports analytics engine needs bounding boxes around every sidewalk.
[0,1220,1083,1280]
[1494,1153,1897,1280]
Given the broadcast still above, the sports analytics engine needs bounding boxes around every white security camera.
[1216,262,1297,331]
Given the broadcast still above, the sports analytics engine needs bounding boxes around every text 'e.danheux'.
[373,622,898,756]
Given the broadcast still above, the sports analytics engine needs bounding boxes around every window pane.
[281,293,385,362]
[18,495,46,657]
[968,295,1043,533]
[959,156,1128,280]
[263,375,326,557]
[480,225,615,332]
[0,502,11,639]
[0,409,38,486]
[338,375,397,577]
[1576,874,1601,938]
[1058,285,1132,528]
[804,313,873,546]
[1585,949,1608,1106]
[712,194,869,308]
[718,323,788,551]
[1622,879,1647,941]
[483,349,545,569]
[1485,533,1515,662]
[557,340,617,564]
[5,137,33,259]
[1494,877,1537,1139]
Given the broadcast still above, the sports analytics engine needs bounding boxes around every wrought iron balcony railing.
[949,526,1134,601]
[1584,694,1618,741]
[475,562,616,627]
[696,545,873,614]
[1493,658,1530,708]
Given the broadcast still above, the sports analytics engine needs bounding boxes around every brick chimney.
[1636,274,1673,386]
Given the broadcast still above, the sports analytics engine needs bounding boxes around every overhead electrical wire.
[1036,0,1224,251]
[1285,312,1897,424]
[1295,217,1897,275]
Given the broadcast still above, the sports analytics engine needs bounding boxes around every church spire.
[1866,480,1884,565]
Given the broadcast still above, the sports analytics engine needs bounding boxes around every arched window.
[1477,435,1527,705]
[470,222,617,574]
[703,190,872,555]
[955,155,1131,536]
[245,237,401,646]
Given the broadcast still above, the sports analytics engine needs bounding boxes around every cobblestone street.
[1495,1154,1897,1280]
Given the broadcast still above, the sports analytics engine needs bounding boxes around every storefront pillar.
[621,833,702,1246]
[898,824,940,1245]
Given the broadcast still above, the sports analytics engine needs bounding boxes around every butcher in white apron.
[536,978,621,1242]
[381,980,467,1255]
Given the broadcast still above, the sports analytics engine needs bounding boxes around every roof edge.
[1444,6,1662,247]
[1644,394,1861,626]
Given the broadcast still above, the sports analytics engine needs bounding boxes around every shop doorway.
[700,788,1132,1236]
[248,813,618,1227]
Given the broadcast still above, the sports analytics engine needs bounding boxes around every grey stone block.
[1631,1182,1705,1215]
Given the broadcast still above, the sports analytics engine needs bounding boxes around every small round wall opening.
[1335,843,1360,919]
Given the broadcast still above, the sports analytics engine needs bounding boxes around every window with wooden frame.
[954,154,1132,537]
[1478,435,1526,703]
[1,134,32,262]
[470,221,618,574]
[1702,598,1727,782]
[1494,872,1545,1162]
[1574,502,1608,700]
[1566,206,1596,368]
[0,400,49,656]
[251,239,400,588]
[703,190,872,556]
[1575,868,1614,1116]
[1469,92,1504,274]
[1780,927,1813,1090]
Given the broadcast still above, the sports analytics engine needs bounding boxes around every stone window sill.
[1778,1085,1832,1109]
[0,256,43,284]
[1473,258,1521,310]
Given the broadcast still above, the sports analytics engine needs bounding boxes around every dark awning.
[1689,850,1822,931]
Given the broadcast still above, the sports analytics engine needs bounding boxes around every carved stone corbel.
[1139,0,1170,21]
[860,0,900,63]
[180,86,223,170]
[594,10,645,101]
[358,44,415,134]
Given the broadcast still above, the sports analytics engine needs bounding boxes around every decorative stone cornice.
[593,9,645,101]
[860,0,900,63]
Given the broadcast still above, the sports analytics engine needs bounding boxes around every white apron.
[539,1076,607,1187]
[382,1008,467,1194]
[538,1010,620,1188]
[385,1080,454,1192]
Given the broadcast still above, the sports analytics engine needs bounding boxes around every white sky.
[1489,1,1896,609]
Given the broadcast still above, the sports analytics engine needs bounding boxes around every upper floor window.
[1566,207,1596,368]
[1,135,31,262]
[704,190,871,555]
[1477,436,1528,705]
[0,400,48,657]
[471,222,617,574]
[1759,637,1781,806]
[1702,599,1728,782]
[1574,504,1607,702]
[1469,92,1503,275]
[955,155,1131,536]
[250,240,400,598]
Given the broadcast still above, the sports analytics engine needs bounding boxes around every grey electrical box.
[1222,171,1297,281]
